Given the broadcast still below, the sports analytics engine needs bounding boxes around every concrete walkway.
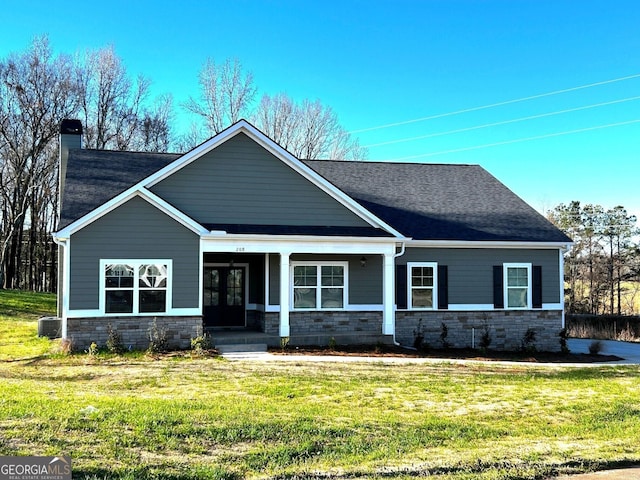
[556,467,640,479]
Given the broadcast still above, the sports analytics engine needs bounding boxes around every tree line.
[548,202,640,315]
[2,36,639,316]
[0,36,365,291]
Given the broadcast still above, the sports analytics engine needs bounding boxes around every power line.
[364,96,640,148]
[382,119,640,162]
[350,73,640,134]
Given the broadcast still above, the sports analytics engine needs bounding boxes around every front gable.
[149,131,372,229]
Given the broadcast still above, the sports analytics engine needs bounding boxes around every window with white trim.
[504,263,531,309]
[408,262,438,309]
[292,263,347,310]
[103,261,170,314]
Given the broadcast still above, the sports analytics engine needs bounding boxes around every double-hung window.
[103,260,170,314]
[504,263,531,309]
[292,263,347,310]
[408,262,438,309]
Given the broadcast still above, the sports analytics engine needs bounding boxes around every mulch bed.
[269,344,623,363]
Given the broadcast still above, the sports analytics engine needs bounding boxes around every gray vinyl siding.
[268,254,382,306]
[150,133,370,227]
[399,248,561,305]
[69,196,200,310]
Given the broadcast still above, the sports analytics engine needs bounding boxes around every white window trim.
[290,261,349,311]
[503,263,532,310]
[407,262,438,310]
[100,259,173,316]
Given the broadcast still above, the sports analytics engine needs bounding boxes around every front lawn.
[1,289,639,479]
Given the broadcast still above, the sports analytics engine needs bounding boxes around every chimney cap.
[60,119,83,135]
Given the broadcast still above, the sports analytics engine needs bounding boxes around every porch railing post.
[383,252,395,335]
[279,252,290,337]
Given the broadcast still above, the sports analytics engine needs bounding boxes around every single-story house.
[54,118,572,352]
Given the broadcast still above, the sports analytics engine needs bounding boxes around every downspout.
[52,235,68,339]
[390,242,406,346]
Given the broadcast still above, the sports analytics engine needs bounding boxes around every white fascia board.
[57,188,208,237]
[406,240,573,249]
[200,234,402,255]
[138,189,209,235]
[143,120,404,238]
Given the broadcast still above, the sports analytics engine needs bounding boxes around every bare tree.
[76,46,170,151]
[184,58,257,135]
[0,36,78,289]
[252,93,367,160]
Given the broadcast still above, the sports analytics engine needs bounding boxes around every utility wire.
[364,96,640,148]
[383,119,640,162]
[350,73,640,134]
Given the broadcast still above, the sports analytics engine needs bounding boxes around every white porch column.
[382,252,395,335]
[279,252,291,337]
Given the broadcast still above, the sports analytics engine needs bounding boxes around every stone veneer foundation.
[395,310,564,352]
[264,311,391,346]
[66,316,202,351]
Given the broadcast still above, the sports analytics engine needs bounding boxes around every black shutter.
[493,265,504,308]
[532,265,542,308]
[438,265,449,309]
[396,264,407,309]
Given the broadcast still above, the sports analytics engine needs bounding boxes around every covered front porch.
[200,234,401,346]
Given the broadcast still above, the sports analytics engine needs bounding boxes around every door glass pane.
[226,269,243,306]
[204,269,219,306]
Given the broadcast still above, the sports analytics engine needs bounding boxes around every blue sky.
[2,0,639,221]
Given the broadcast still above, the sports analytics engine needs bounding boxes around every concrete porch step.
[215,343,268,354]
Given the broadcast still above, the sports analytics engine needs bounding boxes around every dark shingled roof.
[303,160,572,243]
[59,149,180,229]
[58,149,571,243]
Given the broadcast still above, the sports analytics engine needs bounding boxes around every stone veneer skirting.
[264,311,390,346]
[67,316,202,351]
[395,310,564,352]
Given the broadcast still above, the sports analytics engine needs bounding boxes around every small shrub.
[559,328,570,354]
[439,322,451,349]
[106,324,125,354]
[520,328,537,353]
[147,318,169,354]
[588,340,603,355]
[280,336,290,352]
[479,324,492,352]
[328,337,337,350]
[88,342,99,356]
[191,333,213,355]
